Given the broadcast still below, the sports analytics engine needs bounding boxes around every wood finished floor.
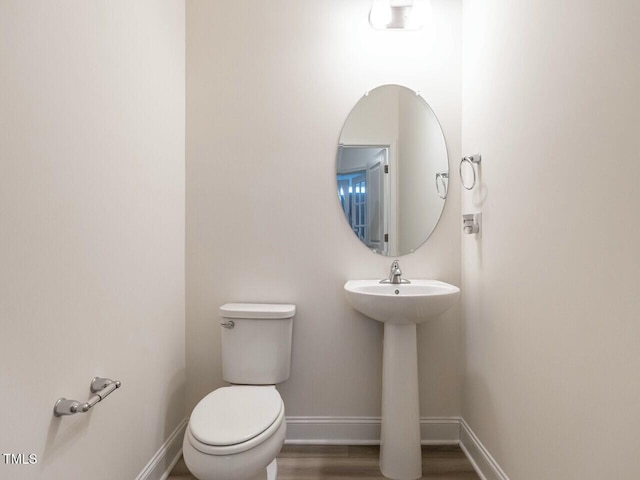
[168,445,480,479]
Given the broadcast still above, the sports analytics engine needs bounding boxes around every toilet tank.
[219,303,295,385]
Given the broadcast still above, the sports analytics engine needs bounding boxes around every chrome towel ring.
[435,172,448,199]
[460,154,482,190]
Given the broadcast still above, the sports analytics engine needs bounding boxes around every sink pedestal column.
[380,323,422,480]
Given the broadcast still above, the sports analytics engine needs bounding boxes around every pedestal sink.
[344,279,460,480]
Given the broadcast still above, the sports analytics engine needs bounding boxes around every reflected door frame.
[337,144,392,256]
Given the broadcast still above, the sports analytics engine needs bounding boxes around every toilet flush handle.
[221,320,235,329]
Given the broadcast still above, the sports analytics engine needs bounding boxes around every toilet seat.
[188,386,285,456]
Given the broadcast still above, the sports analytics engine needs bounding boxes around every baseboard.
[285,416,460,446]
[136,417,188,480]
[136,415,508,480]
[286,416,509,480]
[419,417,460,445]
[459,419,510,480]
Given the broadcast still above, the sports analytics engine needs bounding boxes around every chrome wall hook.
[460,154,482,190]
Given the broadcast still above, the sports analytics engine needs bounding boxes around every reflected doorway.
[337,146,389,255]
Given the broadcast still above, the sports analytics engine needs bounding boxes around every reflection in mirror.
[336,85,448,257]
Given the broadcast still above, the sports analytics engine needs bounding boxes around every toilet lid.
[190,386,283,446]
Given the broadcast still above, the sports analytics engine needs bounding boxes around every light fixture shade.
[369,0,392,29]
[369,0,431,31]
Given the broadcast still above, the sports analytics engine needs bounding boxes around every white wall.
[186,0,462,422]
[462,0,640,478]
[0,2,185,479]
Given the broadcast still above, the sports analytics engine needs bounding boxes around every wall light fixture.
[369,0,431,31]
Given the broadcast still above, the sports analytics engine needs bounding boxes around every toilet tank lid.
[219,303,296,319]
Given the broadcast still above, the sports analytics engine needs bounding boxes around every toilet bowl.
[183,386,286,480]
[183,303,295,480]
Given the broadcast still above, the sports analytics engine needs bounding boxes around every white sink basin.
[344,278,460,479]
[344,279,460,325]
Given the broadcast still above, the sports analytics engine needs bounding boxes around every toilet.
[183,303,295,480]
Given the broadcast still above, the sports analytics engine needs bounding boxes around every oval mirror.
[336,85,449,256]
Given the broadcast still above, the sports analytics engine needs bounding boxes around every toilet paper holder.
[54,377,121,417]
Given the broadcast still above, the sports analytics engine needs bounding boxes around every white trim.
[459,419,510,480]
[420,417,460,445]
[136,416,509,480]
[284,416,460,446]
[136,418,188,480]
[285,416,509,480]
[285,416,380,445]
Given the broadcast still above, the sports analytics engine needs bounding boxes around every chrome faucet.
[380,259,411,284]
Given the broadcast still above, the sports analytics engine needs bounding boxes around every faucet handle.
[390,259,401,273]
[380,259,410,284]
